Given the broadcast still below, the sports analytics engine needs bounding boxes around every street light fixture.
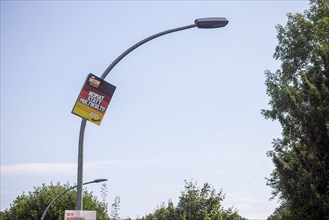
[41,178,107,220]
[76,17,228,210]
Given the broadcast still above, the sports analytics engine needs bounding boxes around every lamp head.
[93,178,108,183]
[195,17,229,29]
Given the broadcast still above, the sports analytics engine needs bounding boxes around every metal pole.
[76,118,86,210]
[100,24,197,80]
[41,179,107,220]
[75,17,228,210]
[76,24,197,211]
[41,185,76,220]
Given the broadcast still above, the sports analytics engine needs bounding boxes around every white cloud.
[223,192,274,219]
[0,159,162,176]
[1,163,76,176]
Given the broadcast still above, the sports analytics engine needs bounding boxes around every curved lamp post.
[41,178,107,220]
[76,17,228,210]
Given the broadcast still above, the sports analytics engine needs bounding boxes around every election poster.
[72,73,116,125]
[64,210,96,220]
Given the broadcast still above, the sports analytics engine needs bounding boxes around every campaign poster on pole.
[72,73,116,125]
[64,210,96,220]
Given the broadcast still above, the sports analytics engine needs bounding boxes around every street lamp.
[41,178,107,220]
[76,17,228,210]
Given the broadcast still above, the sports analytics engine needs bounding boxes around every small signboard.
[64,210,96,220]
[72,73,116,125]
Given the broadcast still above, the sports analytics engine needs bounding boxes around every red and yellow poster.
[72,73,116,125]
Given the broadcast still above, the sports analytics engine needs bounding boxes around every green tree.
[1,182,109,220]
[139,181,246,220]
[0,211,5,220]
[100,183,109,213]
[176,181,224,220]
[110,196,121,220]
[263,0,329,219]
[267,203,292,220]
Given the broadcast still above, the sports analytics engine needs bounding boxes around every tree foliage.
[1,182,109,220]
[263,0,329,219]
[138,181,246,220]
[110,196,121,220]
[267,203,292,220]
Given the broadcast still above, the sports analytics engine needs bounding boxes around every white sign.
[64,210,96,220]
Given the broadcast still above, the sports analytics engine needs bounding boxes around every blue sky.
[1,1,310,219]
